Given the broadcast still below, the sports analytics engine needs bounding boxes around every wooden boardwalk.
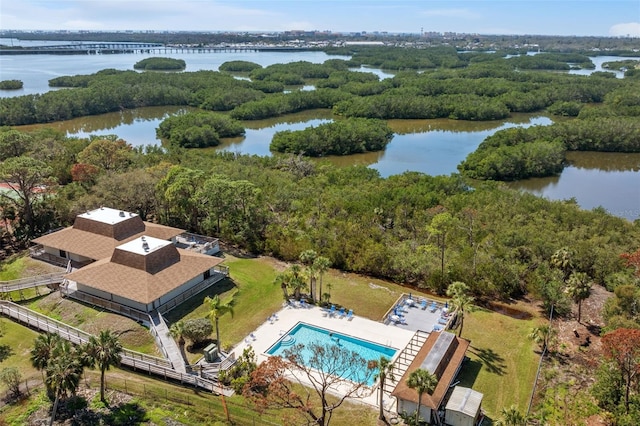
[0,272,65,293]
[0,300,233,396]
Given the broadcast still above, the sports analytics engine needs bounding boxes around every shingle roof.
[73,213,145,240]
[33,211,184,261]
[65,248,224,304]
[111,236,179,274]
[391,331,470,410]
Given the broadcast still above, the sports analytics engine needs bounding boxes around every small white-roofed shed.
[444,386,483,426]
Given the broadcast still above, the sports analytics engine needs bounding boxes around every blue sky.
[1,1,639,37]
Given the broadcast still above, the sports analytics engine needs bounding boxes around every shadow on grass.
[9,287,55,304]
[455,357,483,388]
[481,413,495,425]
[164,278,238,323]
[0,343,14,362]
[187,338,215,354]
[485,302,534,320]
[104,402,148,425]
[469,345,506,376]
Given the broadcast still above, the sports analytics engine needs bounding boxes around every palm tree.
[496,405,528,425]
[314,256,331,306]
[427,210,454,289]
[372,356,395,421]
[44,339,84,426]
[551,247,573,280]
[30,333,63,398]
[273,271,289,301]
[565,271,592,323]
[287,264,308,301]
[31,333,61,370]
[84,330,123,402]
[299,249,318,301]
[447,282,475,337]
[446,281,469,299]
[406,368,438,425]
[169,320,186,349]
[169,320,189,366]
[528,324,557,353]
[204,294,235,353]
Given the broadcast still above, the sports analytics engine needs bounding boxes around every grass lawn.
[0,318,41,395]
[455,301,545,421]
[0,257,23,281]
[0,256,63,281]
[1,252,544,424]
[164,254,434,363]
[24,292,160,356]
[0,362,377,426]
[164,254,284,363]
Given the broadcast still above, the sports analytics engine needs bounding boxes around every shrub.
[182,318,212,345]
[0,367,22,398]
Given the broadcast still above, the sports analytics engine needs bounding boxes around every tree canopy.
[133,57,186,71]
[270,118,393,156]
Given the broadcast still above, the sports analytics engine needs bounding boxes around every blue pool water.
[266,322,397,386]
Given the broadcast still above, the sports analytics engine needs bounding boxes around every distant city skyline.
[1,1,639,38]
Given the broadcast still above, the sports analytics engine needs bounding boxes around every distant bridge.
[0,42,310,55]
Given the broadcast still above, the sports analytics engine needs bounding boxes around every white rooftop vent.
[119,211,125,217]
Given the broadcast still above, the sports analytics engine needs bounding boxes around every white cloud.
[609,22,640,37]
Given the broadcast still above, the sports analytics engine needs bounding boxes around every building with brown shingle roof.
[32,207,225,314]
[66,235,224,312]
[32,207,184,265]
[391,331,471,424]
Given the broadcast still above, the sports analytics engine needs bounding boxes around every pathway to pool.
[230,302,422,410]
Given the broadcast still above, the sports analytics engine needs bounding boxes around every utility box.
[204,344,218,362]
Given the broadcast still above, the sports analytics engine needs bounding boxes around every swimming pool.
[266,322,397,386]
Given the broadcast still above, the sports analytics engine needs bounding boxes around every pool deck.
[232,303,416,366]
[386,296,453,332]
[223,295,453,413]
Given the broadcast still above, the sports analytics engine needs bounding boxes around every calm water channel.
[2,41,638,221]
